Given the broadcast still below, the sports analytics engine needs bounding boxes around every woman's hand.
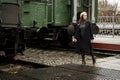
[72,36,77,43]
[91,39,94,43]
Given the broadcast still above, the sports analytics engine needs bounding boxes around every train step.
[48,33,54,36]
[44,38,55,41]
[47,29,56,40]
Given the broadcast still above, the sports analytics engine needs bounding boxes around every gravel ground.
[16,48,100,66]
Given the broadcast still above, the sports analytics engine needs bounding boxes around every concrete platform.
[18,63,120,80]
[94,55,120,70]
[92,37,120,51]
[17,56,120,80]
[0,71,29,80]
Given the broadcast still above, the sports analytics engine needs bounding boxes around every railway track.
[26,43,117,57]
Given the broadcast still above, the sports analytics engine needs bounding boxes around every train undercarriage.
[0,27,25,57]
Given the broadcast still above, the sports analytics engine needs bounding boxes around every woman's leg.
[90,52,96,64]
[81,52,86,64]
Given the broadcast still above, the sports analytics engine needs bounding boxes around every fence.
[96,14,120,38]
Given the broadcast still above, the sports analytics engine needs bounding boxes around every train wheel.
[4,49,16,62]
[37,27,49,48]
[4,42,18,60]
[38,39,49,48]
[17,43,25,55]
[67,24,75,36]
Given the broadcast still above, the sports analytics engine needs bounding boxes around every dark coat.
[75,21,94,53]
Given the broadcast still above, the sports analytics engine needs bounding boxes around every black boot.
[92,55,96,65]
[81,54,86,64]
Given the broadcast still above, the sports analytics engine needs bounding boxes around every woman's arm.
[89,22,94,40]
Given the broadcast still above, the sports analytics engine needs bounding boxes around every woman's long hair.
[77,12,87,25]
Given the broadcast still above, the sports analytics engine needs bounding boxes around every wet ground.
[0,63,120,80]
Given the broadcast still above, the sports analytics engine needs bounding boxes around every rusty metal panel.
[0,3,19,25]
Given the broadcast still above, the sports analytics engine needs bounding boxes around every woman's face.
[83,14,87,20]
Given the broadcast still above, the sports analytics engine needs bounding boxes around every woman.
[74,12,96,65]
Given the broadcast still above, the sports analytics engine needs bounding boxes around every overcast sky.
[107,0,120,6]
[109,0,120,10]
[99,0,120,10]
[108,0,119,3]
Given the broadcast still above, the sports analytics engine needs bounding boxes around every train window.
[77,0,81,7]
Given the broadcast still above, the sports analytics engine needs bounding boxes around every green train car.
[0,0,98,56]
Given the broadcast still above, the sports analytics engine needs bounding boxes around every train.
[0,0,98,57]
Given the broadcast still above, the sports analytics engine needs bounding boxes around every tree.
[98,0,118,22]
[98,0,118,16]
